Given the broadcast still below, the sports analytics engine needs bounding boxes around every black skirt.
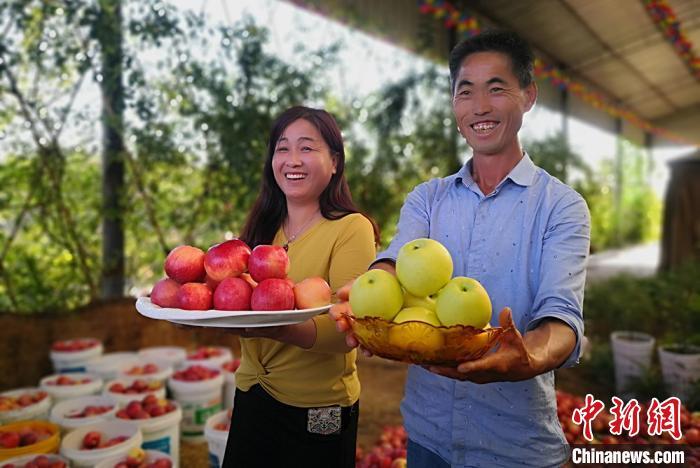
[222,384,359,468]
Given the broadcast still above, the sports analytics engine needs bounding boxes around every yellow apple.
[349,270,403,321]
[402,290,436,312]
[396,238,453,297]
[435,276,492,328]
[393,306,442,327]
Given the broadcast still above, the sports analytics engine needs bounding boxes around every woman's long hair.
[240,106,380,248]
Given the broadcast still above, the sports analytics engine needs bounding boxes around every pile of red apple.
[65,404,114,419]
[124,363,160,376]
[0,455,67,468]
[222,359,240,373]
[45,375,92,386]
[108,380,163,394]
[212,409,233,431]
[110,448,172,468]
[115,395,177,420]
[0,391,48,411]
[356,425,407,468]
[0,426,53,449]
[186,347,225,361]
[80,431,128,450]
[51,339,100,352]
[556,390,700,448]
[150,239,331,311]
[171,365,220,382]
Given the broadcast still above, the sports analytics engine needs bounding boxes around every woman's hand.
[329,281,373,356]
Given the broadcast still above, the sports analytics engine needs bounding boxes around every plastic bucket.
[0,420,61,462]
[168,372,224,442]
[95,449,173,468]
[50,339,103,373]
[117,359,172,384]
[183,347,232,370]
[40,373,103,403]
[86,353,139,382]
[138,347,186,369]
[0,388,52,424]
[114,403,182,463]
[0,453,70,467]
[610,331,655,394]
[59,420,142,468]
[658,345,700,402]
[204,409,231,468]
[50,395,118,434]
[222,371,236,410]
[103,380,166,408]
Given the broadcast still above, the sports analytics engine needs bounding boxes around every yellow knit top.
[236,213,376,407]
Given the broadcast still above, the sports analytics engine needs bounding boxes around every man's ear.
[523,81,538,113]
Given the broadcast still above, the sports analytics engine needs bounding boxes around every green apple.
[402,290,436,312]
[435,276,492,328]
[396,238,453,297]
[393,306,442,326]
[349,270,403,320]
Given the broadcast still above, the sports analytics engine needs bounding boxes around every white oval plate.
[135,297,330,328]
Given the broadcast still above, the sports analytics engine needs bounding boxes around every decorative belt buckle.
[307,406,342,435]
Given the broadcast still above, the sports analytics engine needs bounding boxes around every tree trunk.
[97,0,126,299]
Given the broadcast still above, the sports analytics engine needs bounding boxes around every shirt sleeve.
[309,214,377,354]
[526,190,590,369]
[373,182,433,266]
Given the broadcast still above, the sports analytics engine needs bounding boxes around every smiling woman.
[225,106,380,468]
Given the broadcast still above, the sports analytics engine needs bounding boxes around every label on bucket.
[181,398,222,437]
[195,402,222,425]
[209,452,221,468]
[143,435,171,455]
[58,365,87,373]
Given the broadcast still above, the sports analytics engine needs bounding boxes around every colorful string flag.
[417,0,695,145]
[643,0,700,80]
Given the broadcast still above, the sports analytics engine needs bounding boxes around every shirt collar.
[456,152,537,189]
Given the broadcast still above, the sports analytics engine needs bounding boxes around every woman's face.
[272,118,337,204]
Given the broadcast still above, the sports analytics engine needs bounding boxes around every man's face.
[452,51,537,157]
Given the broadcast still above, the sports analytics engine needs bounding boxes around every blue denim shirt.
[375,154,590,467]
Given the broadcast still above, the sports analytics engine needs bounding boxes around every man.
[331,30,590,467]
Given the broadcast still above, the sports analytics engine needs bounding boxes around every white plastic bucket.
[86,353,140,382]
[222,370,236,410]
[50,339,103,373]
[40,373,103,403]
[117,359,172,384]
[103,380,167,408]
[0,387,52,424]
[183,347,232,370]
[0,453,71,467]
[95,449,173,468]
[60,420,142,468]
[114,402,182,464]
[50,395,118,434]
[138,347,186,369]
[658,345,700,402]
[168,371,224,442]
[610,331,655,394]
[204,409,231,468]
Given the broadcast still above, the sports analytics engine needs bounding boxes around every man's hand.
[428,308,574,383]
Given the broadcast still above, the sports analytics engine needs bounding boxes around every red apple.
[251,278,295,311]
[82,431,101,449]
[204,239,252,282]
[293,277,331,309]
[0,431,20,448]
[177,283,213,310]
[205,275,221,291]
[248,245,290,282]
[213,277,253,311]
[150,278,181,308]
[52,338,99,352]
[164,245,205,283]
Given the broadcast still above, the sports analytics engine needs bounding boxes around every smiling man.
[331,30,591,467]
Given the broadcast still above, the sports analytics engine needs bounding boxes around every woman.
[223,106,379,468]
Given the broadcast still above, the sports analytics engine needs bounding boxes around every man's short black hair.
[449,29,535,93]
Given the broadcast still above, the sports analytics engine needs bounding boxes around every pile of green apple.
[350,238,492,329]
